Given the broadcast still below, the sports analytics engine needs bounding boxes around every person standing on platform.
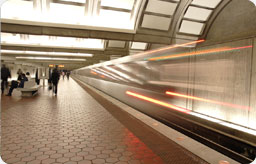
[35,68,40,85]
[66,71,70,80]
[52,66,60,95]
[62,71,65,80]
[1,64,11,94]
[48,68,53,90]
[17,68,22,76]
[17,69,23,81]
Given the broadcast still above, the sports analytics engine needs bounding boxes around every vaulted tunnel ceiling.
[1,0,232,69]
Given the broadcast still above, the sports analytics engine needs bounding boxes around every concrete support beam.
[168,0,192,44]
[104,50,129,56]
[133,33,171,44]
[1,23,171,44]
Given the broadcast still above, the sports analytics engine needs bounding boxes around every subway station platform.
[0,78,218,164]
[1,0,256,163]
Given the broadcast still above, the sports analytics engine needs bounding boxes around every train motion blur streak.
[74,39,256,162]
[90,71,97,75]
[126,91,191,114]
[147,45,253,61]
[137,39,205,56]
[91,70,107,79]
[95,68,127,82]
[165,91,251,111]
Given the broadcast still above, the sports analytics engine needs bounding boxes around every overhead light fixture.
[250,0,256,5]
[1,50,93,57]
[60,0,86,3]
[16,57,86,61]
[1,33,105,50]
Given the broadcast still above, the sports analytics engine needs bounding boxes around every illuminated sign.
[49,64,64,68]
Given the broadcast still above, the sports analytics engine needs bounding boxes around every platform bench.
[17,81,41,97]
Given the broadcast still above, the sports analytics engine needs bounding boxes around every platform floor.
[1,78,208,164]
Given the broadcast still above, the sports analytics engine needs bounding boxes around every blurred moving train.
[73,39,256,163]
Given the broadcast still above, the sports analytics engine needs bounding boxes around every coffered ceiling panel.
[141,15,171,31]
[146,0,178,15]
[179,20,204,35]
[184,6,212,21]
[191,0,222,8]
[108,40,126,48]
[131,42,147,50]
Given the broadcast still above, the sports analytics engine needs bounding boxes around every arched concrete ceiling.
[0,0,245,69]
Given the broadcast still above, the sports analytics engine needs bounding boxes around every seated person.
[17,73,22,81]
[6,73,28,96]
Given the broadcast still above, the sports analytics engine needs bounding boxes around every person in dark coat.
[48,68,53,90]
[35,68,40,85]
[66,71,70,80]
[6,73,28,96]
[51,67,60,95]
[1,64,11,94]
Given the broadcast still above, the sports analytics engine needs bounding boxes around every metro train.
[73,39,256,163]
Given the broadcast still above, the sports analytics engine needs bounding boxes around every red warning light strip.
[126,91,190,114]
[138,40,205,56]
[166,91,250,111]
[148,45,253,61]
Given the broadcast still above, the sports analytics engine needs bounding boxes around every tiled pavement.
[1,78,208,164]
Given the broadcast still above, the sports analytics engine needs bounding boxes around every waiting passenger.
[62,71,65,80]
[51,67,60,95]
[48,69,53,90]
[17,70,23,81]
[1,64,11,94]
[17,69,22,76]
[67,71,70,80]
[6,73,28,96]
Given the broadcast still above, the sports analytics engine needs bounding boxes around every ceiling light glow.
[16,56,86,61]
[60,0,86,3]
[250,0,256,5]
[1,49,93,57]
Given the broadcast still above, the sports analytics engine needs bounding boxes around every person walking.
[51,67,60,95]
[1,64,11,94]
[62,71,65,80]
